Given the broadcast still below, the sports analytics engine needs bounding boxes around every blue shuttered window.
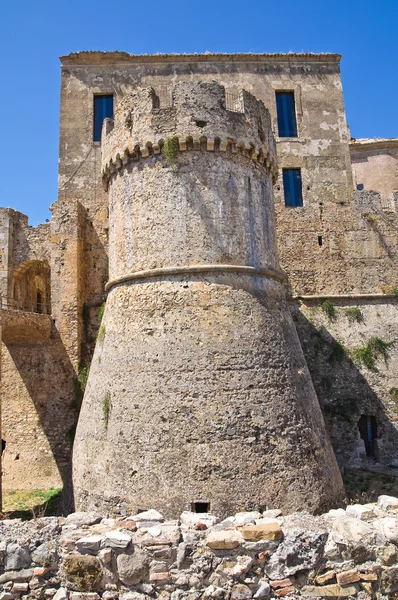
[93,95,114,142]
[283,169,303,207]
[276,92,298,137]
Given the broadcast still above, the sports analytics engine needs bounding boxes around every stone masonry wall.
[3,500,398,600]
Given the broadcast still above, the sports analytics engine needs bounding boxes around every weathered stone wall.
[73,82,343,517]
[292,300,398,470]
[350,140,398,202]
[2,501,398,599]
[1,332,79,491]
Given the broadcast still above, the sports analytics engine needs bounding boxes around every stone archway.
[11,260,51,314]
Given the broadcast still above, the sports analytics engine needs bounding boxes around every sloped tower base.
[73,82,344,517]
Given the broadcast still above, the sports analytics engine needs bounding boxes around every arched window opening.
[12,260,51,314]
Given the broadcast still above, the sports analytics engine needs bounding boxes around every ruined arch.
[12,260,51,314]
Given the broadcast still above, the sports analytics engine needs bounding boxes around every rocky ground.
[2,496,398,600]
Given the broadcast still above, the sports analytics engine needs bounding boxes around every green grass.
[2,487,62,518]
[321,299,336,320]
[103,391,111,429]
[345,306,364,324]
[162,136,179,169]
[352,336,391,372]
[98,324,106,341]
[97,302,106,323]
[78,365,90,393]
[389,388,398,402]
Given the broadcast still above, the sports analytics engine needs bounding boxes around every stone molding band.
[105,264,287,292]
[102,136,279,191]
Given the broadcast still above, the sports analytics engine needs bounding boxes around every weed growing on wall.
[345,307,364,324]
[381,285,398,296]
[162,137,179,169]
[97,302,106,323]
[103,391,111,429]
[389,388,398,402]
[78,365,90,393]
[98,324,106,341]
[352,336,392,371]
[321,299,336,320]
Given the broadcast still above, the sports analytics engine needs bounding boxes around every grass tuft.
[321,299,336,320]
[352,336,392,372]
[103,391,111,429]
[345,306,364,324]
[162,137,179,169]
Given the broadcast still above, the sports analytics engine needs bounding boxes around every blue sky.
[1,0,397,225]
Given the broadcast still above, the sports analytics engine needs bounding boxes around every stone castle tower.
[72,82,344,517]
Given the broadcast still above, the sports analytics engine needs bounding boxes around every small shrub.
[321,299,336,320]
[97,302,106,323]
[162,136,179,169]
[381,285,398,296]
[98,324,106,341]
[389,388,398,402]
[103,391,111,429]
[78,365,90,394]
[345,307,364,324]
[352,336,392,371]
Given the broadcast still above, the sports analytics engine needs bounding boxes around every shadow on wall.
[293,305,398,472]
[2,324,78,513]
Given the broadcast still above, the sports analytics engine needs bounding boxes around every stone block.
[378,495,398,511]
[230,584,252,600]
[116,551,149,585]
[76,536,103,555]
[301,584,358,597]
[102,531,131,549]
[63,555,102,592]
[241,522,282,541]
[336,569,360,585]
[315,571,336,585]
[64,513,103,527]
[206,530,242,549]
[5,545,31,571]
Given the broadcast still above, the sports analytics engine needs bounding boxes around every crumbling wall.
[2,501,398,599]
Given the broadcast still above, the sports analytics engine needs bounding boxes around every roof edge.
[350,138,398,151]
[60,51,342,66]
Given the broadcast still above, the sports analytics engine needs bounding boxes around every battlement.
[101,82,278,189]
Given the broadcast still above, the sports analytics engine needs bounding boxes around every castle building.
[0,52,397,513]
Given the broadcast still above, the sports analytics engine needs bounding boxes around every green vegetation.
[321,299,336,320]
[381,285,398,296]
[98,324,106,341]
[389,388,398,402]
[345,306,364,324]
[2,487,62,518]
[162,136,179,169]
[97,302,106,323]
[352,336,392,372]
[78,365,90,394]
[103,391,111,429]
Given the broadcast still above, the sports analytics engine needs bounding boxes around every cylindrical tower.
[73,82,344,517]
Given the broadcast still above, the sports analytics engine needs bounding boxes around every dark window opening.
[15,454,20,460]
[93,95,114,142]
[36,291,42,314]
[357,183,364,191]
[195,120,207,128]
[318,235,323,247]
[192,502,210,513]
[358,415,377,459]
[283,169,303,207]
[276,92,298,137]
[1,439,5,455]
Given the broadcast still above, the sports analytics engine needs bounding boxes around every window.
[283,169,303,207]
[276,92,298,137]
[93,95,114,142]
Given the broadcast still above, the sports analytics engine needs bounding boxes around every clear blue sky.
[1,0,397,225]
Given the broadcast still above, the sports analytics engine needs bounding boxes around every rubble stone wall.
[2,500,398,600]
